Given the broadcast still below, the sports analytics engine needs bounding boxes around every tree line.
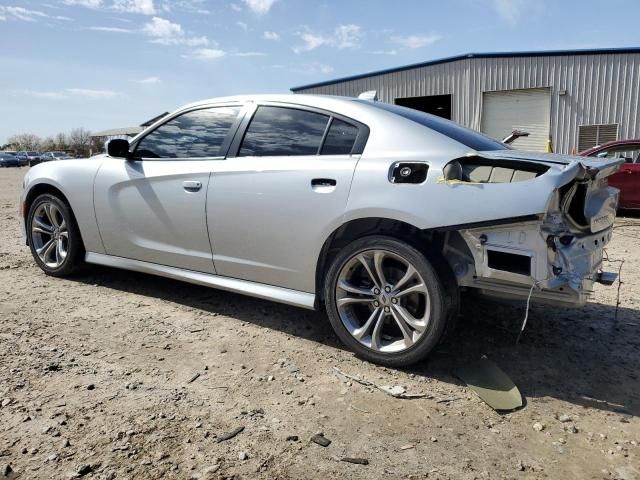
[2,128,104,157]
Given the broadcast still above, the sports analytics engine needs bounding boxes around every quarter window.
[321,118,359,155]
[239,106,329,157]
[135,106,240,159]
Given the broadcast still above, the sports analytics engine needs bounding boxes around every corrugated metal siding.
[295,53,640,154]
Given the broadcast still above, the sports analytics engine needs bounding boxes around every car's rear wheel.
[324,236,449,367]
[27,194,84,276]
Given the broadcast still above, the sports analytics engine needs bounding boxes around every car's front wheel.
[324,236,450,367]
[27,194,84,276]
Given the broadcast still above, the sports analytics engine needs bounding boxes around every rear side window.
[135,106,240,159]
[239,106,329,156]
[321,119,359,155]
[356,100,508,152]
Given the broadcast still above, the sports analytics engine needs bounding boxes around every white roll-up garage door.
[481,87,551,152]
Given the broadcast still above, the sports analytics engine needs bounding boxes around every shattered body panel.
[347,137,622,306]
[436,154,622,305]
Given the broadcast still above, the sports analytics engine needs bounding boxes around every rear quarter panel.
[344,153,566,229]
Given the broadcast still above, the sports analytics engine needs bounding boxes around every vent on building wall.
[577,124,618,151]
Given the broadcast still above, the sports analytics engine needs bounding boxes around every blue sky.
[1,0,640,144]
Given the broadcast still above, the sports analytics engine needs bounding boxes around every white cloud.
[493,0,525,25]
[236,21,248,31]
[113,0,156,15]
[65,88,119,98]
[184,48,227,60]
[230,3,242,11]
[287,62,334,75]
[16,90,68,100]
[63,0,102,7]
[88,25,133,32]
[391,34,441,49]
[166,0,210,15]
[183,49,266,61]
[234,51,266,57]
[17,88,119,100]
[293,24,362,53]
[133,76,161,84]
[371,49,398,56]
[152,34,208,46]
[143,16,181,36]
[142,16,208,45]
[0,6,51,22]
[242,0,277,14]
[295,32,325,52]
[263,31,279,40]
[333,24,361,48]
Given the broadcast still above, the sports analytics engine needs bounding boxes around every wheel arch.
[23,182,82,248]
[315,217,458,308]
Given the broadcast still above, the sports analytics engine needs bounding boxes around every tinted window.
[239,106,329,156]
[321,119,359,155]
[136,106,240,159]
[592,145,640,163]
[356,100,508,151]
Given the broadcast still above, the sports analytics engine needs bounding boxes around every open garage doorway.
[394,94,452,119]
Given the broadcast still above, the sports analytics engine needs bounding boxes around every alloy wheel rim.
[335,249,431,353]
[31,202,68,268]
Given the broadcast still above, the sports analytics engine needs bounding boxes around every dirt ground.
[0,166,638,480]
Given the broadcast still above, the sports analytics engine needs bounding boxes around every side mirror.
[106,138,131,158]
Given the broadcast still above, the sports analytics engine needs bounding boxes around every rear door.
[94,104,242,273]
[206,103,368,292]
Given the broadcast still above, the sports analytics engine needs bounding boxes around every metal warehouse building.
[291,48,640,154]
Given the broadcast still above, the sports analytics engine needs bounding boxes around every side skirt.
[85,252,317,310]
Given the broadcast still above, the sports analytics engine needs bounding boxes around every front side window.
[239,106,329,156]
[135,106,240,159]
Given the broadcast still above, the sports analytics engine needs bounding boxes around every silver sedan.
[20,94,621,366]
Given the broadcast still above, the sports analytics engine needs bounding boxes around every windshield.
[356,100,508,151]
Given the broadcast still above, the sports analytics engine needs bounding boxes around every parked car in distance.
[39,151,74,163]
[14,152,30,167]
[0,152,21,168]
[16,151,42,167]
[580,140,640,210]
[20,94,622,366]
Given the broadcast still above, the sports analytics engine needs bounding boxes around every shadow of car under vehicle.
[68,265,639,418]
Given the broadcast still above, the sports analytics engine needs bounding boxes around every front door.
[94,105,242,273]
[207,104,366,292]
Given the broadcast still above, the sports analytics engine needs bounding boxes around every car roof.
[179,93,351,109]
[580,139,640,155]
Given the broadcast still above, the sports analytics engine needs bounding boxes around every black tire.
[27,193,85,277]
[324,236,450,367]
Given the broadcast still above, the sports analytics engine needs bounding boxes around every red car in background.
[580,139,640,210]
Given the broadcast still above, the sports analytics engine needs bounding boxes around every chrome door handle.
[183,180,202,192]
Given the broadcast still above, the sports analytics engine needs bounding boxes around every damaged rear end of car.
[439,152,623,306]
